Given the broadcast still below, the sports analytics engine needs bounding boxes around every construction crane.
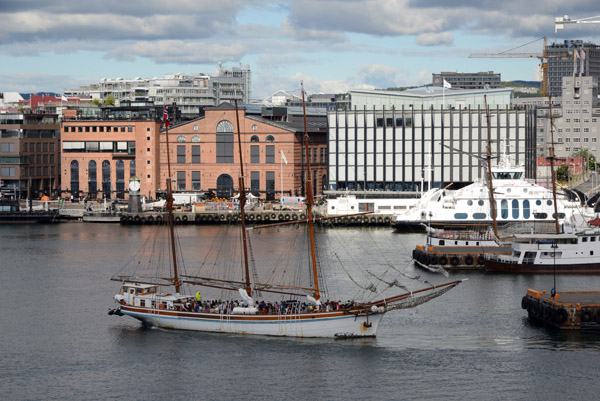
[555,15,600,32]
[469,37,574,97]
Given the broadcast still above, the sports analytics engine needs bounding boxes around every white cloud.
[415,32,454,46]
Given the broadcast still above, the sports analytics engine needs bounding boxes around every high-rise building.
[547,40,600,97]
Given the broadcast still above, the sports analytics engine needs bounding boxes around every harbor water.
[2,223,600,400]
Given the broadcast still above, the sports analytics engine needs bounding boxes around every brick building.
[162,103,328,200]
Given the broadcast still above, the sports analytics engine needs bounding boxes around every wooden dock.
[522,289,600,329]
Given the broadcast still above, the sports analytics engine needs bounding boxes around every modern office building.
[64,65,252,118]
[547,40,600,97]
[537,75,600,160]
[349,87,513,110]
[0,113,60,198]
[327,105,535,191]
[432,71,501,90]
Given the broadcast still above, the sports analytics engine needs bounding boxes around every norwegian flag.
[163,106,170,128]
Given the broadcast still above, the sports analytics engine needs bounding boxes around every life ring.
[156,216,163,224]
[248,214,255,221]
[477,255,485,265]
[464,255,474,265]
[195,215,202,223]
[219,214,225,220]
[284,214,291,221]
[271,213,277,220]
[140,217,147,224]
[292,214,298,221]
[134,215,141,223]
[554,308,568,324]
[175,216,182,224]
[147,216,155,224]
[384,216,391,223]
[349,216,356,224]
[264,214,270,222]
[226,214,233,222]
[581,309,593,323]
[430,256,439,265]
[370,217,377,224]
[182,215,188,222]
[439,256,448,265]
[450,256,459,266]
[300,213,306,220]
[377,217,383,223]
[278,214,284,221]
[256,214,263,221]
[521,296,528,310]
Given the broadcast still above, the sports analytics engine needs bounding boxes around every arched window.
[116,160,125,197]
[102,160,111,198]
[88,160,97,193]
[177,136,186,142]
[216,174,234,198]
[191,135,200,143]
[216,121,234,163]
[251,135,259,143]
[266,135,275,143]
[216,120,233,133]
[70,160,79,194]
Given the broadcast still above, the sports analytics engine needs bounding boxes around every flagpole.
[280,157,283,200]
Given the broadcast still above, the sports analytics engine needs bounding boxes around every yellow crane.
[469,37,574,97]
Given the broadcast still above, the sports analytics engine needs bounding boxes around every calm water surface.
[2,223,600,401]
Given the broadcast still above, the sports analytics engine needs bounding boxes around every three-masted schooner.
[110,90,463,338]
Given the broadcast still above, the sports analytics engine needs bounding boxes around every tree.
[556,164,569,182]
[92,99,100,105]
[104,94,115,105]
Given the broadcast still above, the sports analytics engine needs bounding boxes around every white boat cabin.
[115,282,183,309]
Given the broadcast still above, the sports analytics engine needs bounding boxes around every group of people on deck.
[179,293,355,315]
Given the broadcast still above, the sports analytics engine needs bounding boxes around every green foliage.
[92,99,100,105]
[104,94,115,105]
[556,164,569,181]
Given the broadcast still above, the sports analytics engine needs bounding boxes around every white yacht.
[394,154,591,231]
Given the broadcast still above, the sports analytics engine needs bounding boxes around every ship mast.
[164,104,181,293]
[234,100,253,296]
[301,84,321,301]
[548,97,561,234]
[484,96,499,237]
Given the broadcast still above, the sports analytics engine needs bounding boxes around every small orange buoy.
[41,195,50,201]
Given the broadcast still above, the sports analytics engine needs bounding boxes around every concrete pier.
[118,210,396,226]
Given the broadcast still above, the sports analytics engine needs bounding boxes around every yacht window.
[130,289,134,294]
[140,300,146,307]
[439,240,445,245]
[476,242,480,246]
[478,200,484,206]
[536,200,542,206]
[467,200,473,206]
[507,188,511,193]
[583,237,588,242]
[534,213,548,219]
[547,200,553,206]
[592,237,597,242]
[465,242,469,246]
[591,251,594,256]
[501,200,508,219]
[454,213,468,219]
[473,213,486,219]
[512,200,519,219]
[136,288,142,294]
[523,200,530,219]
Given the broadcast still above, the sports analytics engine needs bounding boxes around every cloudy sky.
[1,0,599,99]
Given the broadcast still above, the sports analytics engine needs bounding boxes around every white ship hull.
[120,306,383,338]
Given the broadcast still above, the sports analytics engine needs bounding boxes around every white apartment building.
[64,65,252,117]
